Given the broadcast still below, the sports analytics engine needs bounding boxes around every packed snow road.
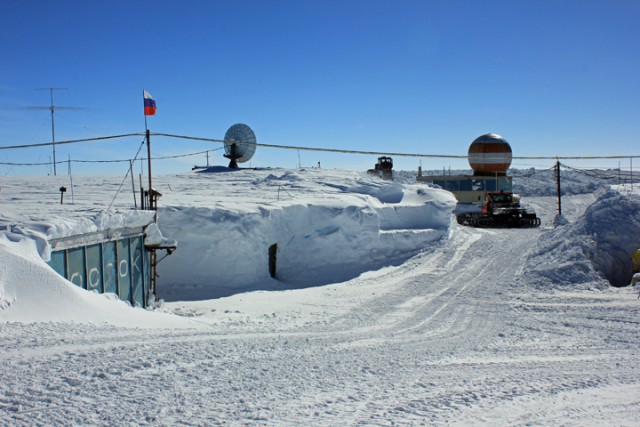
[1,198,638,426]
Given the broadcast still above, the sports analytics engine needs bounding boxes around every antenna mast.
[32,88,89,176]
[35,88,67,175]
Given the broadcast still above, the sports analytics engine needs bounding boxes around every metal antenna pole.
[31,88,90,176]
[49,89,57,175]
[35,88,66,175]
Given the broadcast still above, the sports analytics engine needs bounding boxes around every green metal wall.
[47,235,150,308]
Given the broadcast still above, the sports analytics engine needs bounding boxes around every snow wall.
[156,173,456,301]
[526,189,640,287]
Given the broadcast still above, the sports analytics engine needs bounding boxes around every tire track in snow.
[2,197,639,426]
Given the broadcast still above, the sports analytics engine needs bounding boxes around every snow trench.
[156,188,455,301]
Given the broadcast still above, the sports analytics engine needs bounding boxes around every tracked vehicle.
[367,156,394,180]
[456,191,541,228]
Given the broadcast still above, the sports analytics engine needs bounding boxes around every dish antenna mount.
[223,123,257,168]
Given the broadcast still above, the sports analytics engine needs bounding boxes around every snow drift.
[0,169,457,316]
[0,168,637,323]
[156,169,457,300]
[0,229,193,327]
[526,188,640,287]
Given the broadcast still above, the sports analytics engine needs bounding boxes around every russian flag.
[143,90,156,116]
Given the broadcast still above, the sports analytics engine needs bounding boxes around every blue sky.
[1,0,638,175]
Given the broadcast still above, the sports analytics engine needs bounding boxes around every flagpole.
[144,92,149,132]
[143,90,155,220]
[143,91,159,302]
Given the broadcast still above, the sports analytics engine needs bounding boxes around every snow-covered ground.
[0,168,638,426]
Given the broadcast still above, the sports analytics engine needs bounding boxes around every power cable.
[561,163,624,181]
[153,132,640,160]
[1,131,638,166]
[0,161,51,167]
[0,148,225,167]
[0,133,144,150]
[148,147,225,161]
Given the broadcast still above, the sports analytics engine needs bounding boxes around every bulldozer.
[456,191,541,228]
[367,156,393,180]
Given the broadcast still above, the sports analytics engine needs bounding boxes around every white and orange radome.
[467,133,512,175]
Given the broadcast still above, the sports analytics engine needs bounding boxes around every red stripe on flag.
[143,96,156,116]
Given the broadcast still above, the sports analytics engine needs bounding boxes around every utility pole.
[31,88,88,176]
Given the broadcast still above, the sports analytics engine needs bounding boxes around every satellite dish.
[223,123,257,168]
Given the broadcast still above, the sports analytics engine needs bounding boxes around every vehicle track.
[1,200,638,426]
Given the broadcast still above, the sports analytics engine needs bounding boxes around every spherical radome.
[468,133,512,175]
